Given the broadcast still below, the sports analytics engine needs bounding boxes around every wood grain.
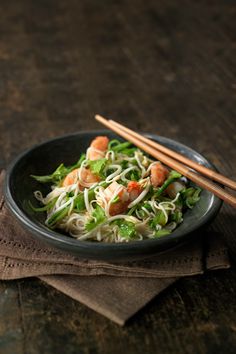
[0,0,236,353]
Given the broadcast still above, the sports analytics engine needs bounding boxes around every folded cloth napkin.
[0,171,230,325]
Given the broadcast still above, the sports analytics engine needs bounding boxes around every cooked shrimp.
[127,181,142,201]
[104,181,129,216]
[166,181,185,198]
[103,181,143,216]
[109,200,130,216]
[87,136,109,160]
[80,167,100,185]
[62,168,79,187]
[62,167,100,188]
[150,162,169,187]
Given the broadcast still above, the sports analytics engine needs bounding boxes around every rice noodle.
[105,164,122,183]
[84,188,92,213]
[134,151,146,177]
[105,150,115,162]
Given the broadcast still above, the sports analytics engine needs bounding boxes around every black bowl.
[4,130,222,261]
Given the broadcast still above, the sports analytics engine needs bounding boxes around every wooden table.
[0,1,236,353]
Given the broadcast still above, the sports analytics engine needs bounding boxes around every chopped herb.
[119,221,136,239]
[181,187,201,209]
[74,193,86,212]
[85,205,106,231]
[125,169,141,181]
[129,159,139,166]
[130,170,141,181]
[114,220,136,239]
[171,210,183,224]
[74,188,96,212]
[105,167,116,177]
[67,191,74,198]
[87,158,107,177]
[120,160,129,169]
[149,210,167,228]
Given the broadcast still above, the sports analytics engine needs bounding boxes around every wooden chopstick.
[95,114,236,208]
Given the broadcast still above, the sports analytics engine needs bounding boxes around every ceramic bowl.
[4,130,222,261]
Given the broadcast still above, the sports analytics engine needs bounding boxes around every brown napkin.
[0,171,230,325]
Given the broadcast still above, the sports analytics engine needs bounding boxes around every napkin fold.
[0,171,230,325]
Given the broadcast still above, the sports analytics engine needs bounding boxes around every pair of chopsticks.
[95,114,236,209]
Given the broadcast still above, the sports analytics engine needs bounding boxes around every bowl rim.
[4,129,223,252]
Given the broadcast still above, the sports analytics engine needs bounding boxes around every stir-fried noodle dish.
[31,136,201,242]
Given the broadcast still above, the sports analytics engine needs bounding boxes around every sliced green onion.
[47,205,71,227]
[155,229,171,237]
[29,198,57,212]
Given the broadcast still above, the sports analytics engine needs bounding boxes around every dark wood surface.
[0,1,236,353]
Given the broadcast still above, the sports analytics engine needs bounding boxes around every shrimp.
[62,167,100,188]
[166,181,185,198]
[150,162,169,187]
[103,181,143,216]
[62,137,108,188]
[127,181,142,201]
[80,167,100,185]
[103,181,129,216]
[87,136,109,160]
[109,200,129,216]
[62,168,79,187]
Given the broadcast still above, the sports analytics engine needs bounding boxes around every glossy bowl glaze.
[4,130,222,261]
